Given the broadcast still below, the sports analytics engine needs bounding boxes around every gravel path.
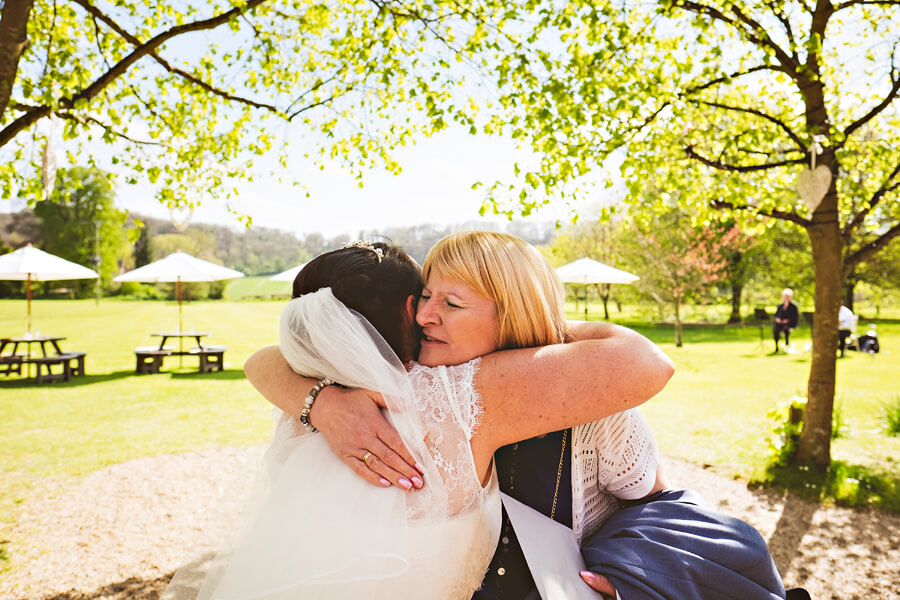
[1,447,897,600]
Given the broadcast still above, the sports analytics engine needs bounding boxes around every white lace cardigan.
[570,409,660,544]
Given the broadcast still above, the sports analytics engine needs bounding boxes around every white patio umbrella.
[0,244,99,333]
[268,261,309,282]
[113,251,244,331]
[555,258,639,319]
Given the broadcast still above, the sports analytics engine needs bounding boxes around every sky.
[1,124,605,240]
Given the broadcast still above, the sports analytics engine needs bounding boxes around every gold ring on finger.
[362,451,374,465]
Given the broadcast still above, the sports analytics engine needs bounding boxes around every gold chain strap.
[550,429,568,521]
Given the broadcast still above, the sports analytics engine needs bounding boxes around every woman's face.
[416,274,500,367]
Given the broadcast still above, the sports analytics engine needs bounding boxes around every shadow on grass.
[0,370,136,389]
[0,369,247,388]
[622,321,804,346]
[752,460,900,514]
[169,368,246,381]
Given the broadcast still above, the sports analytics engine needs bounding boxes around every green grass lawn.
[1,297,899,571]
[224,274,292,301]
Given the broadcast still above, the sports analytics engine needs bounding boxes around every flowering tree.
[624,207,732,346]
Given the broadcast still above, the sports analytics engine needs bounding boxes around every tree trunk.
[0,0,34,122]
[795,186,842,471]
[596,283,610,320]
[843,278,856,312]
[673,296,683,347]
[728,282,743,324]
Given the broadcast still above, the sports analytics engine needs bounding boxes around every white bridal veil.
[167,288,453,600]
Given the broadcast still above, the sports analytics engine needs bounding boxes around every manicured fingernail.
[580,571,595,583]
[411,476,424,489]
[398,477,413,490]
[379,477,390,487]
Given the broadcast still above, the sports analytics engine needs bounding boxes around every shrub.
[832,398,848,439]
[766,395,807,466]
[884,396,900,437]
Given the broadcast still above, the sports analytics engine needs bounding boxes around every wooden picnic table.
[151,331,211,353]
[136,331,224,374]
[0,334,65,358]
[0,335,86,383]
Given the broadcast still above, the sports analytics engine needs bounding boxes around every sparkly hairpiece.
[341,240,384,263]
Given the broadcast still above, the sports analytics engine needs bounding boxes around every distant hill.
[2,209,558,277]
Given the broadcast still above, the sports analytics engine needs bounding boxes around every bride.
[173,238,673,599]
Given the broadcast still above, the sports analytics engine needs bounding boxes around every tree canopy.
[0,0,509,217]
[478,0,900,470]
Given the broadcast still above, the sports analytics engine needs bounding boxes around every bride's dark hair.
[292,242,423,361]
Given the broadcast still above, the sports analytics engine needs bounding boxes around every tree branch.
[843,57,900,140]
[844,222,900,275]
[1,0,271,146]
[70,0,285,115]
[695,99,806,150]
[685,144,804,172]
[710,198,811,227]
[55,110,164,146]
[676,1,798,73]
[764,0,800,61]
[685,64,783,94]
[842,158,900,239]
[834,0,900,10]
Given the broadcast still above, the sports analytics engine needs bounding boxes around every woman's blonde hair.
[423,231,566,349]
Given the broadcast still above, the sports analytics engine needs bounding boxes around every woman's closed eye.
[421,292,460,309]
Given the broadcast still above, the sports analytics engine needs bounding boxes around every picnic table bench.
[31,352,87,384]
[1,336,87,383]
[0,354,24,376]
[134,333,226,374]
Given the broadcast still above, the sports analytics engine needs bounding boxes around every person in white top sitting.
[838,304,856,357]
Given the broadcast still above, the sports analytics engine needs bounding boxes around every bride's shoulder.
[408,358,482,386]
[409,357,481,373]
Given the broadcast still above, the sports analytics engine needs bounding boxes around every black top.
[472,428,572,600]
[774,300,799,328]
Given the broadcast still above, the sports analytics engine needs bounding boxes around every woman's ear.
[405,295,416,324]
[400,295,420,363]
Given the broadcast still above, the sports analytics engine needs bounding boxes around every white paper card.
[501,492,604,600]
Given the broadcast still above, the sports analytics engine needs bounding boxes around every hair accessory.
[342,240,384,263]
[300,378,335,432]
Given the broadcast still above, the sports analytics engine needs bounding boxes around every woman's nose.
[416,298,438,326]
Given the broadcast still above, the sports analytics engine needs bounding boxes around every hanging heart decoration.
[797,164,831,212]
[169,205,194,232]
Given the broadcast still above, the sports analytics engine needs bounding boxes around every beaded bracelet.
[299,378,334,432]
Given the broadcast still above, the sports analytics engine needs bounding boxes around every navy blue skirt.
[581,489,786,600]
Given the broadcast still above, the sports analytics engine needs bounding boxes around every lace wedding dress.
[166,289,500,600]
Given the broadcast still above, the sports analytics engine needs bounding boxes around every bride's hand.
[310,386,424,491]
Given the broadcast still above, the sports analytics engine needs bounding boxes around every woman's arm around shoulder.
[472,322,674,458]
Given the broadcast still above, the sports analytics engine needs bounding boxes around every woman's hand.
[310,386,424,491]
[580,571,617,598]
[244,346,423,491]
